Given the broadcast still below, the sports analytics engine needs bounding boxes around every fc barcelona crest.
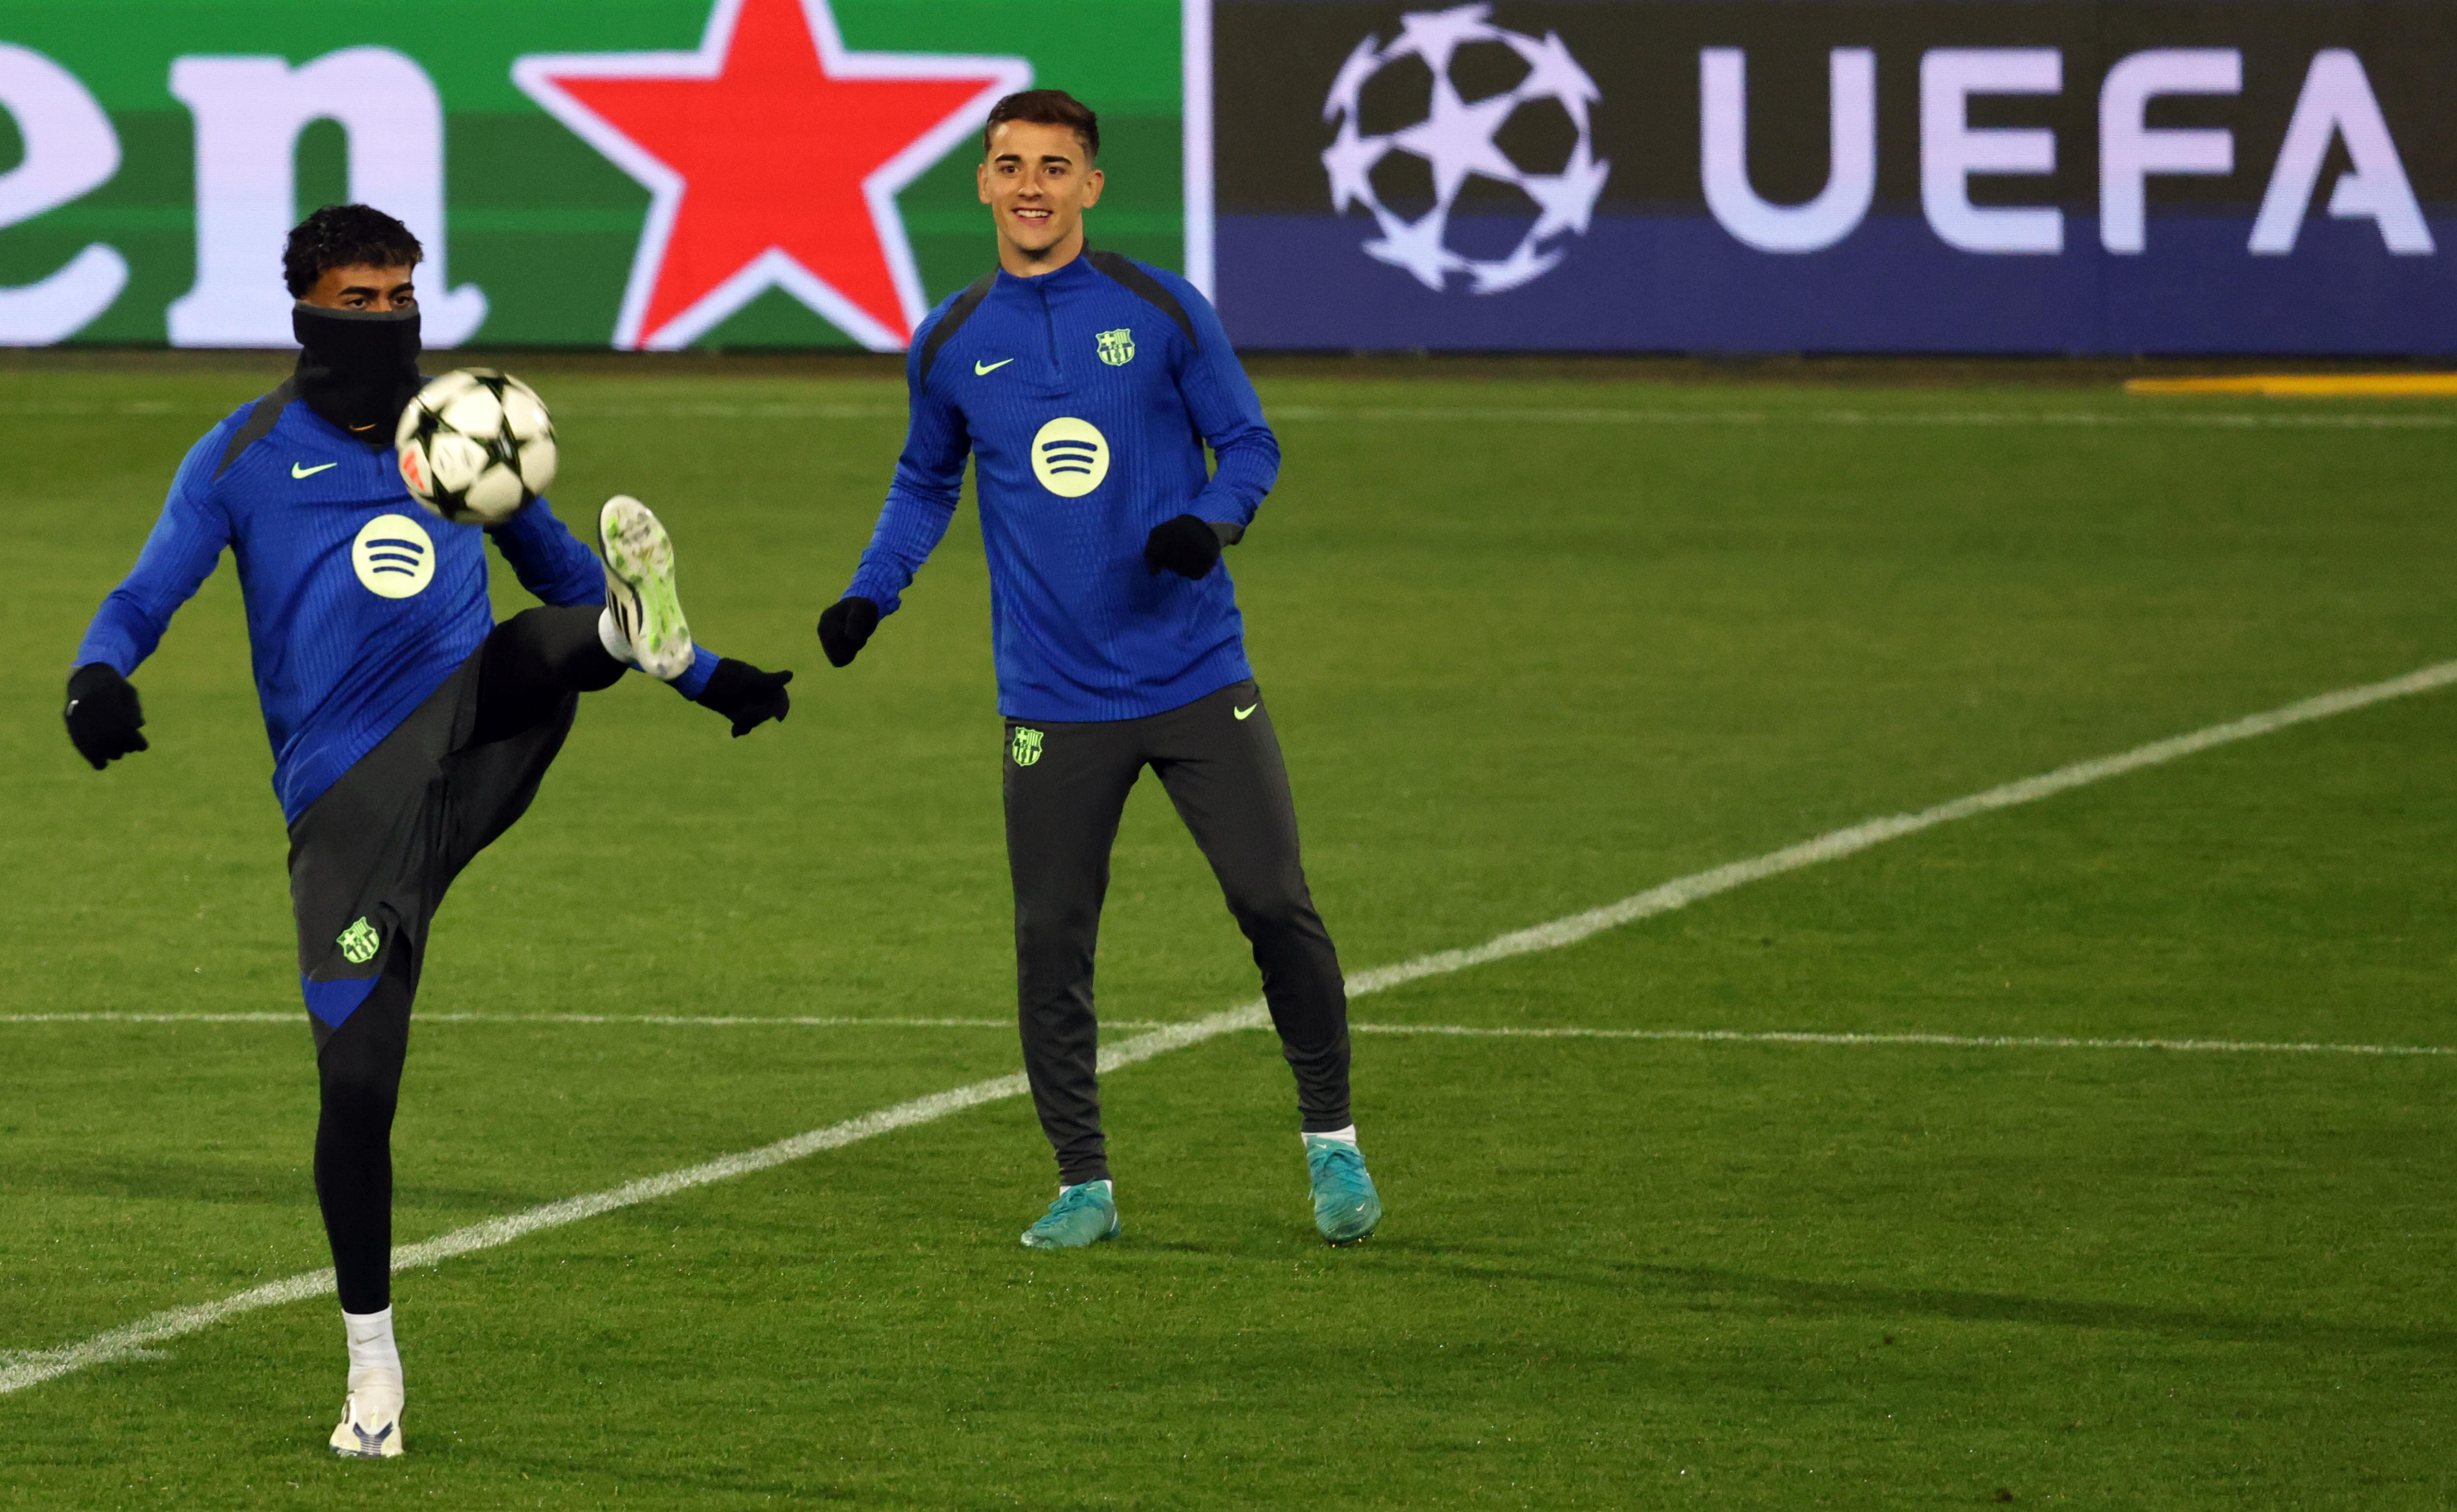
[337,917,380,965]
[1095,328,1135,366]
[1010,727,1045,767]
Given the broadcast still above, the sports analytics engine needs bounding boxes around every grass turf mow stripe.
[5,657,2454,1401]
[6,1015,2445,1059]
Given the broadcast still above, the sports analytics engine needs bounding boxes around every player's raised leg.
[1149,682,1381,1245]
[1004,716,1142,1247]
[489,495,791,742]
[466,605,624,747]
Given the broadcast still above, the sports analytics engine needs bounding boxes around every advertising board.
[0,0,1181,348]
[1207,0,2453,352]
[0,0,2442,352]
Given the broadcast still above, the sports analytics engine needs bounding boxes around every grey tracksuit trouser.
[1002,678,1353,1185]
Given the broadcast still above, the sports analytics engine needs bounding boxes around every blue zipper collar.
[993,249,1099,295]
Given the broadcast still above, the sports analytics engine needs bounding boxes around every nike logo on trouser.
[1234,704,1259,721]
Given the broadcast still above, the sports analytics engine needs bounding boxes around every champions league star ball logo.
[1320,4,1609,294]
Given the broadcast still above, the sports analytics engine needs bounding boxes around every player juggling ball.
[63,203,792,1459]
[815,91,1380,1250]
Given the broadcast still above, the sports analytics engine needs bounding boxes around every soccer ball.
[1320,3,1610,294]
[395,369,558,525]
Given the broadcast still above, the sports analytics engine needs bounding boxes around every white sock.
[1059,1178,1112,1196]
[1305,1125,1359,1146]
[596,605,631,666]
[343,1307,402,1392]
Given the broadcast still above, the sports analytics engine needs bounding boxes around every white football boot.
[598,495,695,682]
[328,1372,405,1459]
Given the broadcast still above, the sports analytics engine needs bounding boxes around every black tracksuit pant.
[1003,678,1352,1186]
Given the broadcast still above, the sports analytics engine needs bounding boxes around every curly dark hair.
[982,89,1098,161]
[282,204,423,297]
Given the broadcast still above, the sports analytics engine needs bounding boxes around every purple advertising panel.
[1202,0,2455,352]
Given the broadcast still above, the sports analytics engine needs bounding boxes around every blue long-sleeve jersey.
[845,250,1279,722]
[75,388,716,822]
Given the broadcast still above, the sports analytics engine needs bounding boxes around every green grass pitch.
[2,355,2452,1509]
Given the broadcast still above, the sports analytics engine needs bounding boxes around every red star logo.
[514,0,1029,350]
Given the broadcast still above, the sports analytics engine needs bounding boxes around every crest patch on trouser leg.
[336,917,380,964]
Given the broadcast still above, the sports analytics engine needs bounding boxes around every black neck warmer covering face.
[291,304,422,439]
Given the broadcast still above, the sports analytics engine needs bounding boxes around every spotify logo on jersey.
[352,513,435,599]
[1031,417,1110,498]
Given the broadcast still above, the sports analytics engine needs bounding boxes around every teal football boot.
[1305,1135,1382,1246]
[1020,1179,1120,1249]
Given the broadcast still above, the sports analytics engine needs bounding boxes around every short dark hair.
[982,89,1098,161]
[283,204,423,297]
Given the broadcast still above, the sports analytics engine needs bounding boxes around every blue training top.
[74,388,716,822]
[845,250,1280,723]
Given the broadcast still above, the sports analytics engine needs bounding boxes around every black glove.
[65,662,148,770]
[817,596,880,667]
[693,658,793,737]
[1144,514,1225,579]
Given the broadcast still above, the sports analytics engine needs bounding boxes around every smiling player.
[64,204,792,1457]
[813,90,1380,1249]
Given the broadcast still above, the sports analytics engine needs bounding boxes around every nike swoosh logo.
[291,462,338,478]
[1234,704,1259,721]
[973,358,1014,375]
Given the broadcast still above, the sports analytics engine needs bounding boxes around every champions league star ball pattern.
[395,370,559,526]
[1320,3,1609,295]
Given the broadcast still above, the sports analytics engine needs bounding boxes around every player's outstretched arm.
[1166,271,1280,537]
[821,311,970,670]
[825,462,956,668]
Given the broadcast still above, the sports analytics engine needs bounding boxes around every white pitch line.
[7,657,2456,1399]
[0,1013,301,1024]
[1347,1024,2451,1057]
[549,403,2454,431]
[8,1014,2446,1059]
[550,402,2457,431]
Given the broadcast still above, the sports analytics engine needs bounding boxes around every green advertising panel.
[0,0,1183,347]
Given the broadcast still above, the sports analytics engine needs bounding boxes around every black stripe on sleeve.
[1084,251,1197,347]
[913,274,998,384]
[214,379,297,479]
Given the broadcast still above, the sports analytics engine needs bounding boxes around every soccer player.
[813,91,1381,1249]
[62,204,793,1458]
